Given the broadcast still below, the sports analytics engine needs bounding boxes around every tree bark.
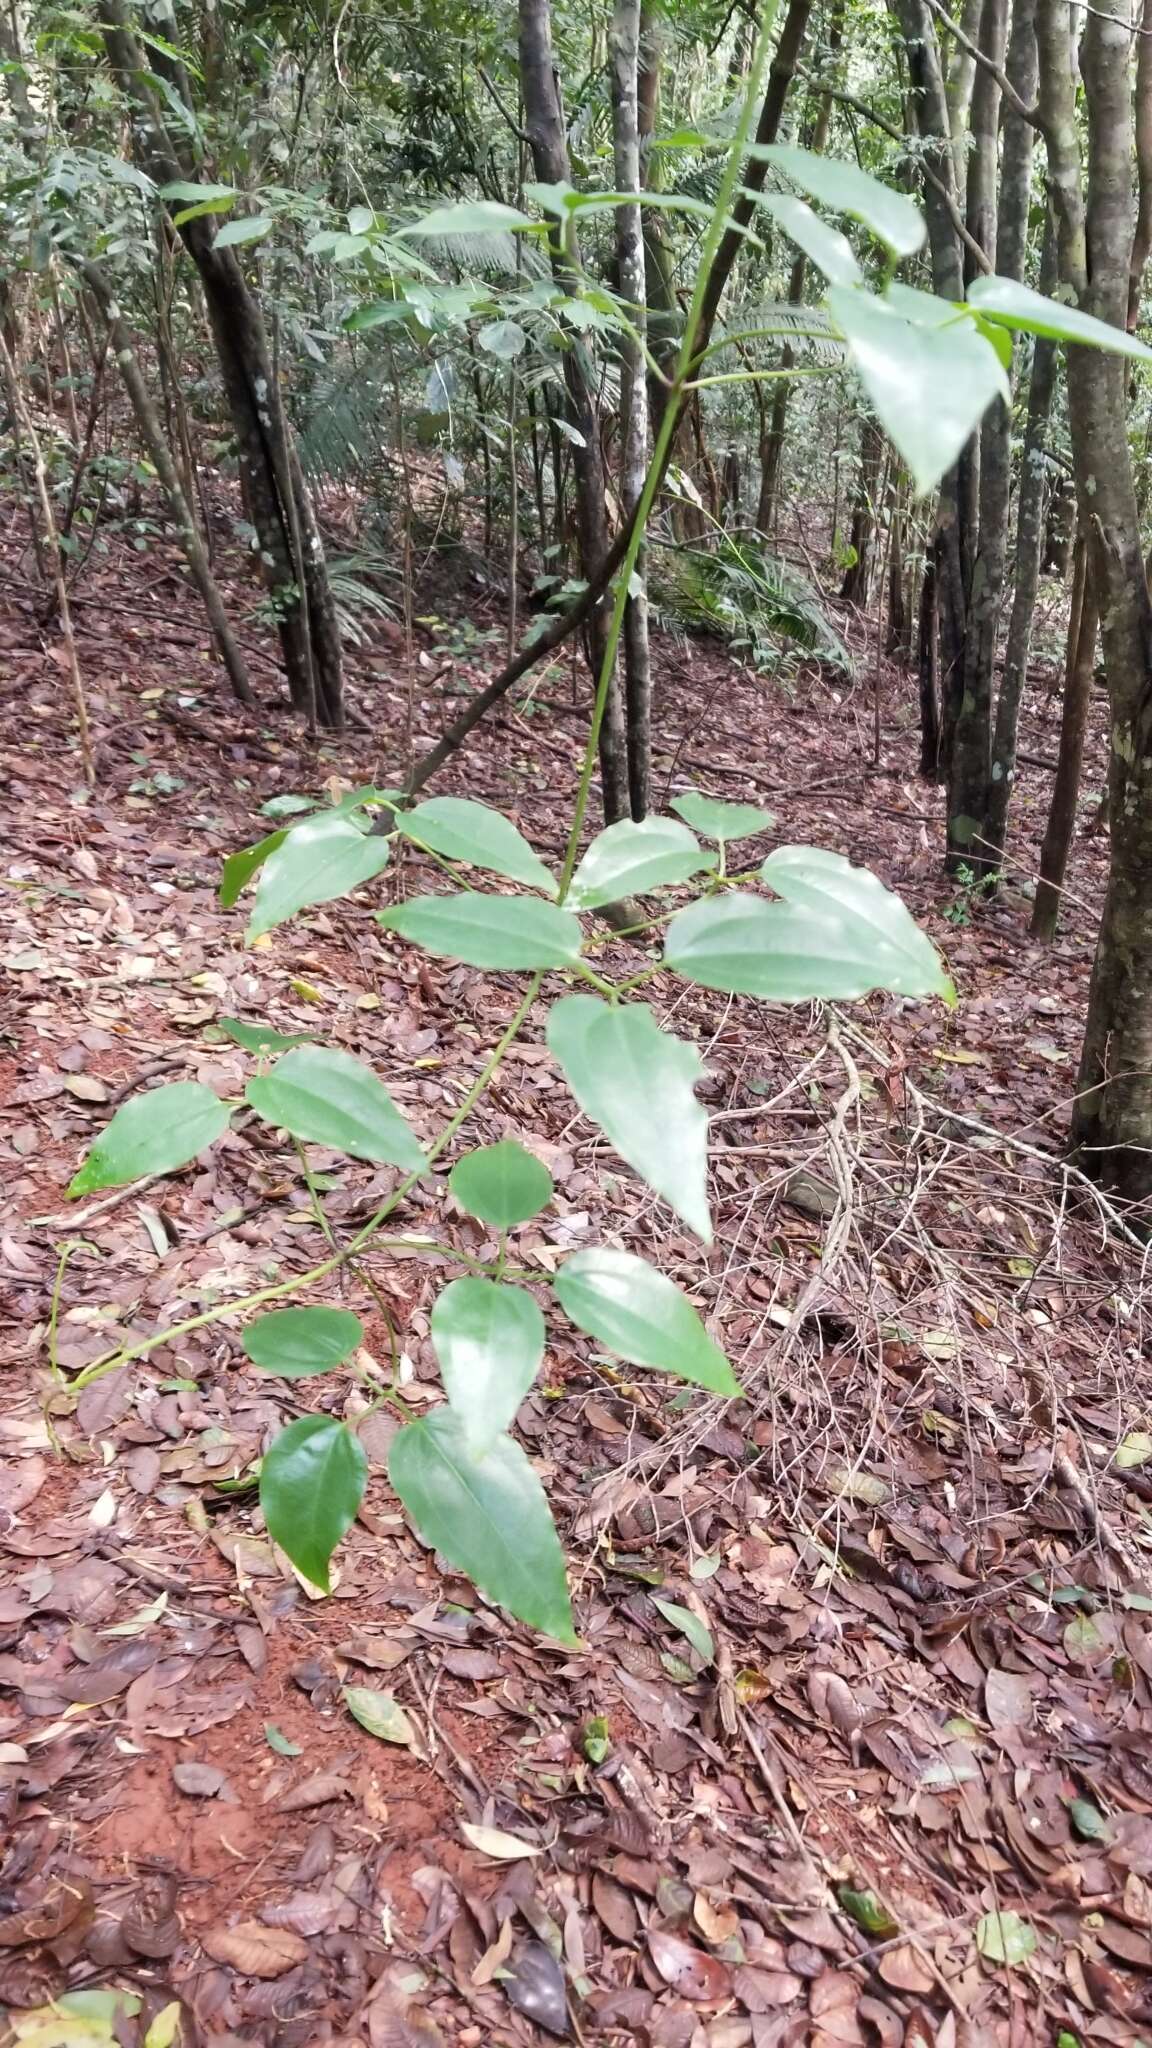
[611,0,652,820]
[839,416,883,605]
[917,542,942,777]
[1031,534,1098,939]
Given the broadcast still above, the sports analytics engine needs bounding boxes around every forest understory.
[2,495,1151,2048]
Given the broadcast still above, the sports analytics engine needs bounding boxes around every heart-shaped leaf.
[746,191,862,287]
[68,1082,230,1197]
[431,1278,545,1447]
[664,846,950,1002]
[343,1687,417,1745]
[246,1046,426,1170]
[554,1248,738,1394]
[669,793,776,843]
[390,1409,576,1642]
[546,996,712,1241]
[568,816,715,910]
[379,893,582,969]
[243,1306,364,1378]
[826,284,1008,496]
[260,1416,367,1592]
[449,1140,553,1229]
[754,143,925,258]
[969,273,1152,359]
[397,797,557,894]
[247,812,391,940]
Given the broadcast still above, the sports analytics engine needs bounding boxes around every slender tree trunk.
[1038,0,1152,1203]
[611,0,652,821]
[917,542,942,777]
[1031,535,1098,939]
[519,0,630,821]
[840,417,882,605]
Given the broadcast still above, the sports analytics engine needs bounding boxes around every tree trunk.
[1038,0,1152,1203]
[611,0,652,821]
[839,416,882,605]
[917,542,942,778]
[519,0,630,822]
[1031,535,1097,939]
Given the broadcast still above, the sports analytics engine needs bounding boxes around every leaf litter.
[1,510,1151,2047]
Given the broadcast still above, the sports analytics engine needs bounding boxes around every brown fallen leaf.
[984,1667,1034,1731]
[273,1771,353,1812]
[647,1929,732,2004]
[366,1999,446,2048]
[172,1760,232,1799]
[202,1918,310,1978]
[809,1967,865,2047]
[471,1914,514,1986]
[877,1944,935,1995]
[56,1641,157,1704]
[732,1963,804,2010]
[591,1871,640,1944]
[693,1893,740,1946]
[0,1877,93,1949]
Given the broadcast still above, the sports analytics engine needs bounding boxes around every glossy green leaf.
[246,1045,426,1170]
[746,190,862,287]
[343,1686,417,1745]
[243,1306,364,1378]
[432,1277,544,1447]
[826,285,1009,495]
[756,143,925,258]
[568,816,715,910]
[218,1017,316,1054]
[397,796,557,895]
[976,1910,1037,1967]
[669,793,776,843]
[547,996,712,1241]
[378,892,582,969]
[398,199,537,237]
[260,1415,367,1592]
[68,1082,230,1198]
[213,214,273,248]
[160,180,237,205]
[260,793,317,819]
[554,1248,739,1395]
[219,830,286,909]
[969,274,1152,360]
[838,1887,899,1937]
[449,1139,553,1229]
[390,1408,576,1642]
[247,812,391,940]
[479,318,528,360]
[651,1596,714,1664]
[1068,1797,1111,1843]
[664,846,951,1002]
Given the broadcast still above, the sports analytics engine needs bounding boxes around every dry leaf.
[471,1915,514,1986]
[202,1918,309,1978]
[647,1929,732,2004]
[877,1945,935,1995]
[460,1822,541,1860]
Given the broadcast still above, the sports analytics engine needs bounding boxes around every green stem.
[48,1238,96,1386]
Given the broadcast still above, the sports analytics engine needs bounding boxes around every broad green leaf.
[264,1721,301,1756]
[260,1415,367,1592]
[398,200,537,237]
[260,793,317,819]
[838,1888,899,1938]
[431,1277,544,1447]
[397,796,557,895]
[219,829,286,908]
[664,846,951,1002]
[976,1910,1037,1967]
[568,816,715,910]
[746,191,862,288]
[1068,1796,1111,1843]
[1116,1430,1152,1469]
[246,1045,426,1170]
[378,892,582,969]
[449,1139,553,1229]
[479,318,527,360]
[554,1248,739,1395]
[826,285,1009,495]
[343,1686,417,1745]
[546,996,712,1241]
[213,214,273,248]
[243,1306,364,1377]
[390,1408,576,1642]
[669,792,776,843]
[651,1596,714,1664]
[160,180,237,204]
[247,811,391,940]
[969,274,1152,360]
[68,1081,230,1197]
[755,143,925,258]
[217,1017,316,1054]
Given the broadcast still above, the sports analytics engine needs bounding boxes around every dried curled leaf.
[202,1918,310,1978]
[647,1929,732,2004]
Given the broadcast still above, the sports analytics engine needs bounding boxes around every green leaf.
[264,1721,301,1756]
[68,1081,230,1197]
[554,1248,739,1395]
[217,1017,316,1054]
[568,816,715,910]
[390,1408,576,1642]
[260,1415,367,1593]
[968,274,1152,360]
[838,1887,899,1938]
[343,1686,417,1745]
[1068,1796,1111,1843]
[378,892,582,969]
[160,180,237,204]
[219,829,286,908]
[755,143,926,258]
[247,811,391,940]
[431,1277,544,1447]
[398,200,537,237]
[826,285,1008,496]
[449,1139,553,1229]
[664,846,951,1001]
[243,1306,364,1378]
[397,796,557,895]
[546,996,712,1241]
[975,1910,1037,1967]
[478,318,527,360]
[651,1596,714,1664]
[746,191,862,287]
[260,793,317,819]
[1115,1430,1152,1469]
[213,214,273,248]
[669,792,776,843]
[246,1045,426,1170]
